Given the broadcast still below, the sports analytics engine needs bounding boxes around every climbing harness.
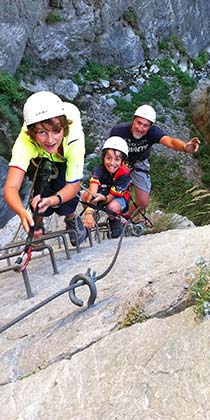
[11,157,59,244]
[12,157,60,271]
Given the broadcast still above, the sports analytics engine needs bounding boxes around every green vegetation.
[192,50,209,70]
[150,152,193,209]
[72,73,85,86]
[194,141,210,187]
[163,184,210,226]
[16,55,33,79]
[158,36,209,72]
[122,8,138,30]
[146,210,181,234]
[0,72,27,151]
[112,57,196,120]
[154,57,176,76]
[133,75,171,108]
[0,71,26,103]
[149,152,210,226]
[152,58,197,107]
[175,68,197,107]
[119,305,150,329]
[45,11,64,24]
[86,157,101,176]
[85,135,97,156]
[0,97,20,148]
[155,58,196,94]
[73,61,126,85]
[80,62,118,82]
[183,112,210,187]
[189,264,210,319]
[158,38,171,52]
[113,75,171,121]
[158,35,186,56]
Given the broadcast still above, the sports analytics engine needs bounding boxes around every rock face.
[0,0,209,75]
[189,79,210,143]
[0,224,210,418]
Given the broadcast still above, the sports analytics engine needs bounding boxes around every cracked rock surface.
[0,224,210,419]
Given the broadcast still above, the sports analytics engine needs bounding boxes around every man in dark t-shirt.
[110,104,200,215]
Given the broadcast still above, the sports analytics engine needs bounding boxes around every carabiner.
[14,246,32,272]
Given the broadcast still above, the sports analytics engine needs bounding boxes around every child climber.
[82,136,130,238]
[3,91,87,246]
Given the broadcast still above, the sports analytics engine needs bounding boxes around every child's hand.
[84,212,95,229]
[91,193,106,204]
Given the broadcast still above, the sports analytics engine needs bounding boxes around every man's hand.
[185,137,200,153]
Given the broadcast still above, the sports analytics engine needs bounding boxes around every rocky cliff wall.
[0,0,209,75]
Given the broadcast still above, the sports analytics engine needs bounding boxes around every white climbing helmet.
[134,104,156,123]
[102,136,128,156]
[23,91,66,126]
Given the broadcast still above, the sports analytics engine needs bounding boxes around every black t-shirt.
[110,122,167,164]
[90,164,130,202]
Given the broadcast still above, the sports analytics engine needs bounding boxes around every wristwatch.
[51,193,62,208]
